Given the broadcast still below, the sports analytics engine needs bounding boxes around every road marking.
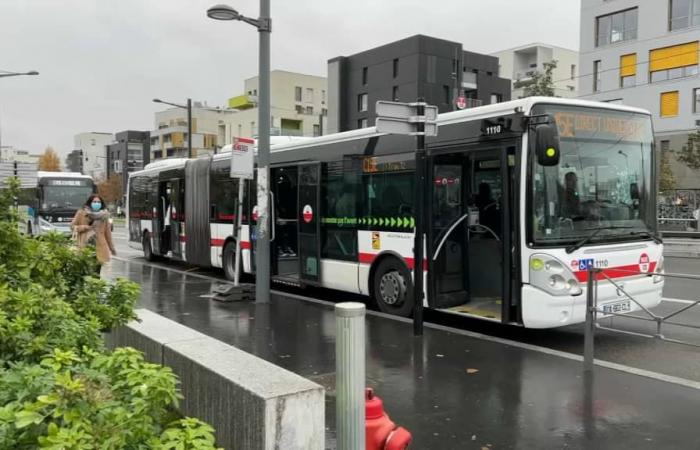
[111,255,700,391]
[662,297,699,305]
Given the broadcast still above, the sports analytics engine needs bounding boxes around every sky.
[0,0,580,160]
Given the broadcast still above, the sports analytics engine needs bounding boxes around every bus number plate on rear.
[602,300,631,314]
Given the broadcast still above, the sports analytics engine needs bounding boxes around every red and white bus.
[127,97,664,328]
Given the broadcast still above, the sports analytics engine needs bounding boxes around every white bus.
[127,97,664,328]
[21,171,96,236]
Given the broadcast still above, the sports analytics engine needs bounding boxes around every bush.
[0,178,221,449]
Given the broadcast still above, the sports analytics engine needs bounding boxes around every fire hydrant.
[365,388,412,450]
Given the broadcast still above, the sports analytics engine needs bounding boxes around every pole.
[413,99,426,336]
[233,179,245,287]
[335,302,366,450]
[187,98,192,159]
[255,0,271,304]
[583,268,596,373]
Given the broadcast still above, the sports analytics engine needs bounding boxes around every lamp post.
[153,98,193,159]
[207,2,272,304]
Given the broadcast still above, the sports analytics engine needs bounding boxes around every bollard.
[336,302,366,450]
[583,268,596,373]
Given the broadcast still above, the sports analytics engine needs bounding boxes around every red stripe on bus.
[210,239,251,249]
[179,236,187,242]
[574,262,657,282]
[241,241,251,249]
[359,252,427,271]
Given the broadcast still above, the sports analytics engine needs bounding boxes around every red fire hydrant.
[365,388,412,450]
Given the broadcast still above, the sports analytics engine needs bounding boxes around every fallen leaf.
[466,368,479,374]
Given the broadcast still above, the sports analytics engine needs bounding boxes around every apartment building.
[491,43,579,98]
[226,70,327,140]
[579,0,700,190]
[74,132,113,180]
[106,130,150,195]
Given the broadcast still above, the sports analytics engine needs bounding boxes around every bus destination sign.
[46,179,90,186]
[553,111,647,141]
[363,154,415,174]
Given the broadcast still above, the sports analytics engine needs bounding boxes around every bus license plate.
[602,300,631,314]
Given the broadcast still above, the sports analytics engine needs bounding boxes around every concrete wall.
[105,309,325,450]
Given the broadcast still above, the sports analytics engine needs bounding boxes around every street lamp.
[153,98,193,159]
[0,70,39,79]
[207,2,272,304]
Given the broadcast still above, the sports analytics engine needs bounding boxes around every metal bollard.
[583,268,596,373]
[336,302,366,450]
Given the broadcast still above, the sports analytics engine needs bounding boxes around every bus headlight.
[653,256,664,284]
[530,254,582,297]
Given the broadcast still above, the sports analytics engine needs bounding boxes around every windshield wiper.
[629,230,662,244]
[565,226,634,254]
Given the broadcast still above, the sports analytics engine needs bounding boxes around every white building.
[579,0,700,190]
[0,146,39,164]
[491,43,579,98]
[225,70,327,140]
[150,103,235,160]
[74,132,113,180]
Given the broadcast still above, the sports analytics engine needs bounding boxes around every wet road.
[110,228,700,383]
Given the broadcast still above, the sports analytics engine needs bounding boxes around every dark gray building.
[107,130,150,200]
[327,35,511,133]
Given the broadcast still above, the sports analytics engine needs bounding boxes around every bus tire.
[143,232,157,262]
[222,241,238,281]
[372,257,415,317]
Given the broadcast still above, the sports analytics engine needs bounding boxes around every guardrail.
[583,268,700,372]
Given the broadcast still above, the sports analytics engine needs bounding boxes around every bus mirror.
[535,121,560,167]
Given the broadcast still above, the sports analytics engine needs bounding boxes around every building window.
[452,59,459,75]
[358,93,368,112]
[322,90,326,104]
[443,85,450,104]
[649,41,699,82]
[295,105,304,114]
[694,88,700,113]
[670,0,700,30]
[305,88,314,103]
[393,58,399,78]
[392,86,399,102]
[571,64,576,80]
[593,60,601,92]
[306,106,314,115]
[295,86,302,102]
[596,8,638,46]
[362,67,368,85]
[313,124,320,137]
[358,118,367,128]
[620,53,637,88]
[660,91,680,117]
[322,108,328,116]
[490,93,502,104]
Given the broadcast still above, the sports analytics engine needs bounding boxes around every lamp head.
[207,4,239,20]
[27,71,39,76]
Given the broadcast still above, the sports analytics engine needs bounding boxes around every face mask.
[90,202,102,211]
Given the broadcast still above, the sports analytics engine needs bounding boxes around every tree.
[675,128,700,171]
[659,146,676,192]
[522,60,558,97]
[37,146,61,171]
[97,174,123,205]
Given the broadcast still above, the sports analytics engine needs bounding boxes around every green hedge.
[0,179,221,449]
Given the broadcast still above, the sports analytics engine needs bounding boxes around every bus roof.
[37,171,93,180]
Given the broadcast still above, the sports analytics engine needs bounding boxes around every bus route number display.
[363,154,415,173]
[553,111,646,141]
[47,180,88,186]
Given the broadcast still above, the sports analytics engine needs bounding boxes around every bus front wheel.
[372,257,414,317]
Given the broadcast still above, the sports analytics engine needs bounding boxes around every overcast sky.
[0,0,580,159]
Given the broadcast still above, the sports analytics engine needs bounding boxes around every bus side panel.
[320,260,361,294]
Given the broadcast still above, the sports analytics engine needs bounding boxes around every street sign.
[375,117,438,136]
[375,101,438,137]
[230,137,255,180]
[456,96,467,110]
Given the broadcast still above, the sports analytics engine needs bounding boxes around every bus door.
[297,162,321,284]
[169,179,184,259]
[271,166,299,282]
[429,144,515,323]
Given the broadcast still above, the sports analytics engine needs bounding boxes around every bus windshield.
[41,185,93,210]
[530,105,655,245]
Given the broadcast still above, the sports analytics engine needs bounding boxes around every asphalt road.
[110,228,700,383]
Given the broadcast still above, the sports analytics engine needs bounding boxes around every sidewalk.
[107,258,700,450]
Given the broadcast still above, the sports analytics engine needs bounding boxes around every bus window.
[363,172,414,219]
[321,162,358,260]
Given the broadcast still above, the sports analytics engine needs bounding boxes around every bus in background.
[127,97,663,329]
[22,171,96,235]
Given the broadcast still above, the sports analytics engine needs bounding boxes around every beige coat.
[70,208,117,264]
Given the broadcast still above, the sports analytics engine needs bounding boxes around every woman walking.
[70,194,117,275]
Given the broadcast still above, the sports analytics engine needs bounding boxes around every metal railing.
[658,189,700,234]
[583,268,700,372]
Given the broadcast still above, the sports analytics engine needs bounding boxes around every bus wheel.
[143,232,157,261]
[372,257,414,317]
[223,241,238,281]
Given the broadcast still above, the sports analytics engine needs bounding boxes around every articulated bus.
[20,171,96,236]
[127,97,664,328]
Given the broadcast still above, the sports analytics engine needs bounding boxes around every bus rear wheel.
[372,257,414,317]
[143,232,157,262]
[223,241,238,281]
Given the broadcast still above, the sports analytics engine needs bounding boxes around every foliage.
[37,147,61,172]
[0,181,221,449]
[659,145,677,192]
[97,174,123,206]
[675,128,700,171]
[523,60,558,97]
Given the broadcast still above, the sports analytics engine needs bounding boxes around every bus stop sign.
[375,101,438,136]
[230,137,255,180]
